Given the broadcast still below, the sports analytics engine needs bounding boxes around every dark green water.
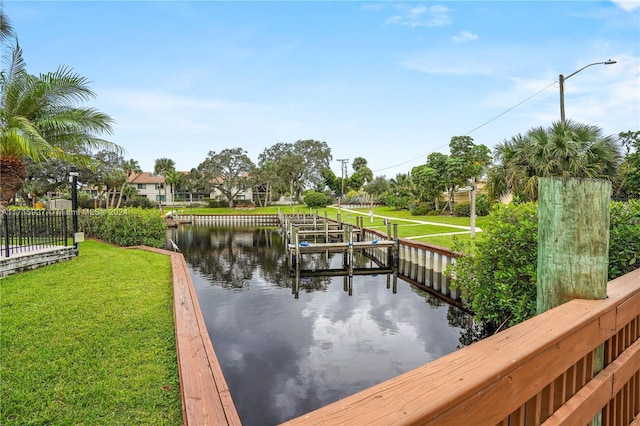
[169,225,472,426]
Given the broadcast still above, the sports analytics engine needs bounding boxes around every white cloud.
[452,30,479,43]
[611,0,640,11]
[386,4,451,28]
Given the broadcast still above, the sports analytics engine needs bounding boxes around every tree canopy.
[197,147,255,207]
[0,41,119,211]
[486,120,621,202]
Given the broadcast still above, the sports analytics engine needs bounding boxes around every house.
[127,171,254,206]
[128,172,168,203]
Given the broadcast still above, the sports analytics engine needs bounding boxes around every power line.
[372,80,559,174]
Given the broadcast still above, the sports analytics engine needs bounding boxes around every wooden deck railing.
[282,268,640,425]
[156,215,638,425]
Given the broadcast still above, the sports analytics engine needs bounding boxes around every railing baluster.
[2,212,9,257]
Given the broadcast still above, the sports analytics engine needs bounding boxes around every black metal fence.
[1,210,73,257]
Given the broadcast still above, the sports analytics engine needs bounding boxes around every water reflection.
[169,226,474,426]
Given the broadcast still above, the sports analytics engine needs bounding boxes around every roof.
[128,172,165,184]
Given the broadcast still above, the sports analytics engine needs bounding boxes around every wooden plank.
[173,254,242,425]
[281,282,640,426]
[542,338,640,425]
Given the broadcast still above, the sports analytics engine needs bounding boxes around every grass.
[0,240,182,425]
[168,204,488,248]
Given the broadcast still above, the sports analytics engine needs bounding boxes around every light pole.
[69,167,79,249]
[559,60,616,124]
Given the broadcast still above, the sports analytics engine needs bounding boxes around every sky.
[3,0,640,178]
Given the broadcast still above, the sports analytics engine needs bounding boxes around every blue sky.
[4,1,640,178]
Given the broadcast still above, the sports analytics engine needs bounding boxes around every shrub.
[476,195,491,216]
[410,202,433,216]
[303,191,328,208]
[122,196,155,209]
[234,199,254,207]
[78,208,166,248]
[380,194,411,210]
[450,202,538,332]
[453,195,491,217]
[449,199,640,334]
[343,190,362,204]
[453,201,471,217]
[609,199,640,279]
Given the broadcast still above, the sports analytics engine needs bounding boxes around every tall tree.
[0,42,119,211]
[92,150,125,207]
[197,147,255,207]
[487,120,621,201]
[384,173,414,210]
[251,160,279,207]
[154,157,175,175]
[363,175,389,203]
[115,159,141,208]
[153,157,175,203]
[163,169,183,204]
[412,152,449,211]
[348,156,373,195]
[449,136,491,236]
[258,140,332,202]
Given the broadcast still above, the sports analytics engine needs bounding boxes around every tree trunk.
[0,155,27,213]
[109,186,118,208]
[116,182,127,208]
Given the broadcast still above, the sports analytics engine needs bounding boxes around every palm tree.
[0,43,120,211]
[154,157,175,176]
[115,159,141,208]
[487,120,621,201]
[163,169,183,204]
[1,9,15,42]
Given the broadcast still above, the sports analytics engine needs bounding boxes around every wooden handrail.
[281,268,640,425]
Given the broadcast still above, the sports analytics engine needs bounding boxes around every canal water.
[170,225,473,426]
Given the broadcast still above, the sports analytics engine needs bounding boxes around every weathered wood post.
[537,177,610,311]
[537,177,610,426]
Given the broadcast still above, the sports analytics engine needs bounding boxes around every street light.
[559,60,616,124]
[69,167,79,250]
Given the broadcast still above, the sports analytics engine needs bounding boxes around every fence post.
[2,212,9,257]
[70,169,79,250]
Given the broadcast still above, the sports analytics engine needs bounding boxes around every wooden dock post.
[537,177,610,426]
[537,177,610,311]
[393,223,399,267]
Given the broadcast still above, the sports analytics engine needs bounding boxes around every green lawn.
[0,240,182,425]
[169,204,487,248]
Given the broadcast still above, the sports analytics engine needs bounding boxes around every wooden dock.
[281,212,399,272]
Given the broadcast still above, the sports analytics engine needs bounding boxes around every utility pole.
[337,159,349,208]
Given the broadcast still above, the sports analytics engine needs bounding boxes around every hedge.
[449,199,640,334]
[78,208,166,248]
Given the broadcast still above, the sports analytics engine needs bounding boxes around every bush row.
[449,199,640,334]
[78,208,167,248]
